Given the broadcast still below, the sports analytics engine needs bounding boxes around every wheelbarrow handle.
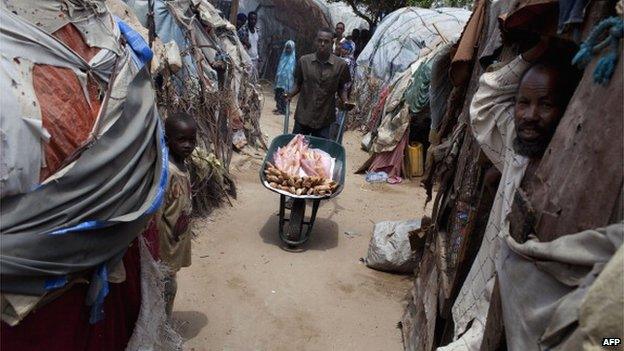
[335,110,346,145]
[284,101,290,135]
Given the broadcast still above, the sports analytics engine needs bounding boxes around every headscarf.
[237,13,247,23]
[340,40,356,59]
[275,40,296,91]
[340,40,357,80]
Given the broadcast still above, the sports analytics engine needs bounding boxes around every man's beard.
[513,136,551,158]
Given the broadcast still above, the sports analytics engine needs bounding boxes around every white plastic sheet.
[312,0,369,32]
[356,7,470,82]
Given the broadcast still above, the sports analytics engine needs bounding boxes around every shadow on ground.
[259,212,339,251]
[172,311,209,340]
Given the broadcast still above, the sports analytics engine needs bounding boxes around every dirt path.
[175,87,431,351]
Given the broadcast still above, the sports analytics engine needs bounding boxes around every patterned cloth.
[157,160,193,273]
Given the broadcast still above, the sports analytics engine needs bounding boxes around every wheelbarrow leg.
[308,200,321,229]
[278,195,286,240]
[287,199,306,242]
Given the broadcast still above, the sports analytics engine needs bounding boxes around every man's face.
[514,67,565,158]
[316,31,333,57]
[335,23,345,37]
[168,121,197,160]
[248,14,257,28]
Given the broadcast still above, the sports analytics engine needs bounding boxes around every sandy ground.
[175,87,431,351]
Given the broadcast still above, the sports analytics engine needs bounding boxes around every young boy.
[159,111,197,317]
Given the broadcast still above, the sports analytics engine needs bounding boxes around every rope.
[572,16,624,85]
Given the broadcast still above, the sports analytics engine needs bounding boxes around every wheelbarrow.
[259,105,347,247]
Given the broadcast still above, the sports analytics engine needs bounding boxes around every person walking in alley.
[338,40,356,95]
[238,11,261,77]
[274,40,296,115]
[333,22,346,54]
[285,28,353,139]
[159,112,197,317]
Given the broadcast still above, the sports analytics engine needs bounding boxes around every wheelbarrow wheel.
[285,199,305,243]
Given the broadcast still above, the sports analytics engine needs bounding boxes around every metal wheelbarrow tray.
[259,108,347,247]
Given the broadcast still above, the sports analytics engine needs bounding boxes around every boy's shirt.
[158,160,193,272]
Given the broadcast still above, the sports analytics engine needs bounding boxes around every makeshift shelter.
[0,0,180,349]
[351,7,469,129]
[401,0,624,350]
[237,0,331,79]
[356,50,435,181]
[124,0,261,214]
[356,7,470,82]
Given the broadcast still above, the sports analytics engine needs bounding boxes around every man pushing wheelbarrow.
[285,26,355,142]
[259,27,355,248]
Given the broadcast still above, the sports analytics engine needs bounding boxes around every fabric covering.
[429,44,454,130]
[369,44,448,155]
[439,56,531,350]
[0,0,121,197]
[559,0,589,32]
[275,40,296,92]
[1,239,142,351]
[498,222,623,350]
[0,4,166,298]
[404,58,434,115]
[356,7,470,82]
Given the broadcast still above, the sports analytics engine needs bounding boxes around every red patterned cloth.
[1,239,142,351]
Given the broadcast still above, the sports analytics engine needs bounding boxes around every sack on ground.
[364,219,421,273]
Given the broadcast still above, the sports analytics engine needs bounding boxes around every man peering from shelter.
[333,22,346,54]
[444,38,582,349]
[238,11,260,76]
[285,28,354,139]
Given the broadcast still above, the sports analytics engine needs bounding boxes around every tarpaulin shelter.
[1,0,180,349]
[351,7,469,129]
[356,44,452,180]
[356,7,470,82]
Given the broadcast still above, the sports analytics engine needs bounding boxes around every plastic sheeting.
[1,4,166,297]
[356,7,470,82]
[313,0,370,32]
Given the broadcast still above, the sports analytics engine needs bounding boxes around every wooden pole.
[229,0,240,25]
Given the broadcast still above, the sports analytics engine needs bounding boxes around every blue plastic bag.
[116,18,153,67]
